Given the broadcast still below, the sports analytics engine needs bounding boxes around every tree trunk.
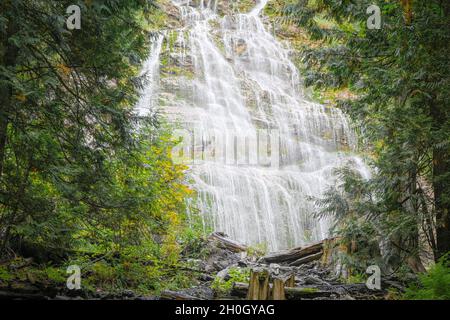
[289,251,323,267]
[400,0,413,24]
[271,278,286,300]
[0,18,18,180]
[246,269,270,300]
[161,290,201,300]
[271,274,294,300]
[433,145,450,260]
[208,232,247,253]
[260,240,324,264]
[232,282,332,300]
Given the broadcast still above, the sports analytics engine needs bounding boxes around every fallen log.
[160,290,201,300]
[231,282,251,298]
[284,286,333,300]
[260,240,324,264]
[231,282,333,300]
[0,291,48,300]
[259,248,302,264]
[289,251,323,266]
[208,232,248,253]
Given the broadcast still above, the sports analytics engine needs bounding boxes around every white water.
[141,0,370,251]
[136,35,164,117]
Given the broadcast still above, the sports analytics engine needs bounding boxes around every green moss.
[161,64,194,79]
[0,266,13,281]
[246,243,268,258]
[298,287,319,293]
[345,273,367,284]
[212,34,226,56]
[236,0,257,13]
[212,267,250,295]
[147,0,181,30]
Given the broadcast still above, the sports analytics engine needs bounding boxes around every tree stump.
[247,268,270,300]
[285,274,295,287]
[271,278,286,300]
[271,274,295,300]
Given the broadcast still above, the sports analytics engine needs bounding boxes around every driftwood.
[160,290,201,300]
[208,232,247,253]
[232,282,332,300]
[289,251,323,266]
[260,240,324,264]
[246,269,270,300]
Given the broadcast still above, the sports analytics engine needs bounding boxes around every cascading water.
[142,0,370,251]
[136,35,164,117]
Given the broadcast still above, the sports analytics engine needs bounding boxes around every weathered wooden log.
[160,290,201,300]
[271,274,295,300]
[208,232,247,253]
[231,283,332,300]
[284,286,333,300]
[271,278,286,300]
[231,282,250,298]
[285,274,295,287]
[289,251,323,266]
[259,248,302,264]
[260,240,324,264]
[0,291,48,300]
[321,238,337,266]
[247,268,270,300]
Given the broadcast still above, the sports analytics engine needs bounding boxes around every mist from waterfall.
[140,0,370,251]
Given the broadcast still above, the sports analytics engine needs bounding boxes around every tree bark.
[232,282,332,300]
[433,145,450,260]
[208,232,247,253]
[289,251,323,267]
[160,290,201,300]
[246,269,270,300]
[271,278,286,300]
[0,10,19,180]
[0,9,19,250]
[260,240,324,264]
[430,0,450,261]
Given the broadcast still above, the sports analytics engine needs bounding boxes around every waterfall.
[136,34,164,117]
[147,0,370,251]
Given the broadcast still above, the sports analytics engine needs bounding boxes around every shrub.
[404,253,450,300]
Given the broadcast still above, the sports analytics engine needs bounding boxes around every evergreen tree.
[0,0,190,259]
[286,0,450,262]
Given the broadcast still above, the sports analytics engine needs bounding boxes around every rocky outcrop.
[161,234,408,301]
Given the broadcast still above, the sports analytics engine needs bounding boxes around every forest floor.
[158,233,408,301]
[0,234,410,300]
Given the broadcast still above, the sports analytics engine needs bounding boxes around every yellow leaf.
[15,94,27,102]
[57,63,71,76]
